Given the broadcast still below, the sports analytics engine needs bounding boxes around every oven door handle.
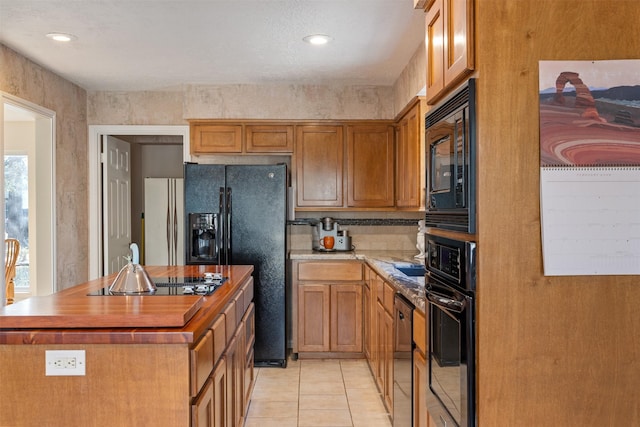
[426,290,465,313]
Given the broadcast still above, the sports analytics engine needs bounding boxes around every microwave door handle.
[426,290,465,313]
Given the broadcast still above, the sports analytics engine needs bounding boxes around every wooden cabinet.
[413,349,428,427]
[295,123,395,209]
[192,377,215,427]
[425,0,475,104]
[330,284,363,352]
[293,260,364,356]
[395,98,425,209]
[245,124,294,152]
[297,283,363,353]
[191,123,243,153]
[369,271,394,413]
[413,309,429,427]
[189,121,294,154]
[295,125,344,207]
[346,124,395,208]
[363,267,372,361]
[191,278,254,427]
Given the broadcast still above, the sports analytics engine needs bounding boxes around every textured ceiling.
[0,0,425,92]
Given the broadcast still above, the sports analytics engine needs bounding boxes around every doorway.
[1,93,56,303]
[88,125,189,279]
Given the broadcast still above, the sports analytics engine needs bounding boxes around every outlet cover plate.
[45,350,86,376]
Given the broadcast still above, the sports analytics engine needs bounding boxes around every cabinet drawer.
[242,278,254,314]
[223,299,237,343]
[190,330,214,397]
[297,261,363,281]
[234,288,245,326]
[413,309,426,355]
[210,314,226,363]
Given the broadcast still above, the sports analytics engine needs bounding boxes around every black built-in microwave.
[425,78,476,233]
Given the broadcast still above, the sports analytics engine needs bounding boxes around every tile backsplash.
[289,212,423,252]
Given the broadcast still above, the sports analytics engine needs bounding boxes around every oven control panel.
[427,240,461,281]
[425,233,476,291]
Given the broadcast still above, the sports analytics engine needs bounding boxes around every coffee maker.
[312,217,353,251]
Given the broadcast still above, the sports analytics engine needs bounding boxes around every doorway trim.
[88,125,190,279]
[1,91,57,301]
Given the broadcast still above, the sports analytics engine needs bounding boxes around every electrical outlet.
[45,350,86,376]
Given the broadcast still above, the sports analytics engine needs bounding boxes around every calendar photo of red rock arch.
[539,60,640,166]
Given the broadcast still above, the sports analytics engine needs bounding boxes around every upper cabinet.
[189,121,294,155]
[346,124,395,208]
[425,0,475,104]
[295,123,394,210]
[395,98,425,209]
[295,125,345,208]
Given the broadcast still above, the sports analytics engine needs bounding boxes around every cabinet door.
[346,124,395,207]
[295,125,344,207]
[426,0,475,104]
[425,0,445,103]
[212,358,227,427]
[192,378,214,427]
[383,309,394,412]
[191,124,242,154]
[396,101,423,208]
[225,333,240,427]
[413,349,428,427]
[363,281,371,360]
[375,301,385,392]
[443,0,474,86]
[298,284,330,352]
[246,125,294,153]
[330,284,363,352]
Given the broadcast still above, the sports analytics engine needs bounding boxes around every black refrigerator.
[184,163,288,367]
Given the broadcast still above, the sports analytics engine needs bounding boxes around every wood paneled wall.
[475,1,640,425]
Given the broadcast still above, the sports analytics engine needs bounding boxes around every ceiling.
[0,0,425,92]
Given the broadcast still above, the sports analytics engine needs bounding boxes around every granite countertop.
[289,249,426,312]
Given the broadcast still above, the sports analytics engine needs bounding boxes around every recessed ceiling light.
[303,34,332,45]
[46,32,77,42]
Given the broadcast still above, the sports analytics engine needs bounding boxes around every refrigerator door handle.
[219,187,226,265]
[165,180,171,264]
[172,179,178,265]
[226,187,232,265]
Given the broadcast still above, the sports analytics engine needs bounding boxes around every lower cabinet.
[413,349,428,427]
[190,277,255,427]
[367,269,394,414]
[293,260,364,357]
[297,283,363,353]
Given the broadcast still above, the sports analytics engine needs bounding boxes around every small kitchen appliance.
[312,217,353,251]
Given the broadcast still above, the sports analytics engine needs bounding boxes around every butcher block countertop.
[0,265,253,345]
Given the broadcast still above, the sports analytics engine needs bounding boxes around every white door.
[102,136,131,274]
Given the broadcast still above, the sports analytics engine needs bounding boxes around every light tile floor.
[245,358,392,427]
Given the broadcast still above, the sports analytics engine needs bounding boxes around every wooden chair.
[5,238,20,305]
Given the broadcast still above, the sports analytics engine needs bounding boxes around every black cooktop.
[87,276,227,296]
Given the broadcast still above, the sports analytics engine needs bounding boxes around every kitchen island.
[0,265,255,427]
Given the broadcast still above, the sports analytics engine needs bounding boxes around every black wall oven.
[425,78,476,233]
[425,233,476,427]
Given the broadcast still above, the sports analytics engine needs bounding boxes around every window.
[2,96,55,300]
[4,154,29,289]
